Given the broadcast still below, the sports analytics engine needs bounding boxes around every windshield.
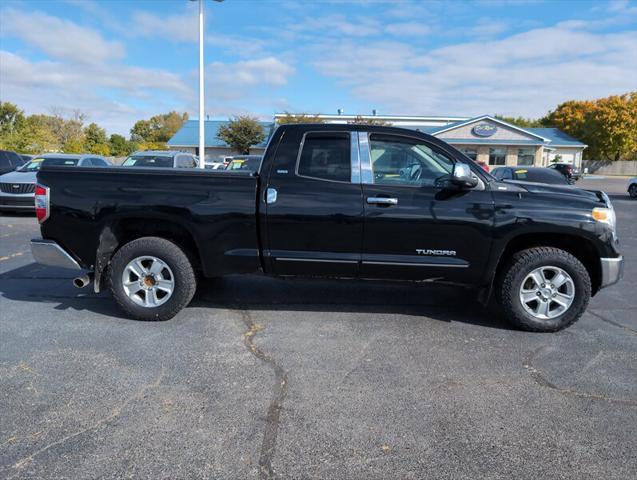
[123,155,174,167]
[18,158,46,171]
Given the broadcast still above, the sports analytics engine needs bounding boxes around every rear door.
[263,129,364,277]
[359,132,494,283]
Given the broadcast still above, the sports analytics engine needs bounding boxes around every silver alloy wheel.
[122,256,175,308]
[519,266,575,320]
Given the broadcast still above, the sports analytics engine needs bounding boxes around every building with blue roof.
[168,114,586,168]
[167,120,275,160]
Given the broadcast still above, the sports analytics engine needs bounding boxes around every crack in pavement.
[235,309,288,480]
[588,309,637,336]
[6,366,166,476]
[524,345,637,407]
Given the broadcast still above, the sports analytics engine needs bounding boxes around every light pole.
[198,0,205,168]
[192,0,223,168]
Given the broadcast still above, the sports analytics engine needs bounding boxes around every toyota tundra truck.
[30,124,623,332]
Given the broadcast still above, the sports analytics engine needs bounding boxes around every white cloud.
[289,14,380,37]
[1,8,125,64]
[385,22,431,36]
[471,18,509,37]
[207,57,295,92]
[0,50,192,134]
[132,10,198,43]
[311,23,637,118]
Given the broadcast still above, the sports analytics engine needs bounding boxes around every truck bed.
[37,166,262,277]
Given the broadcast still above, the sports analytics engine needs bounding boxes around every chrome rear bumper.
[600,256,623,289]
[30,239,82,270]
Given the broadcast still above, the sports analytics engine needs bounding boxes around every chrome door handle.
[266,187,278,204]
[367,197,398,205]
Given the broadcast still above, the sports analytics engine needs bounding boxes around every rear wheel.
[629,184,637,198]
[109,237,196,321]
[497,247,591,332]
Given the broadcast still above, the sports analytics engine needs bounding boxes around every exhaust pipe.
[73,272,94,289]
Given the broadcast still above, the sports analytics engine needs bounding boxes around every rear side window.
[297,132,350,182]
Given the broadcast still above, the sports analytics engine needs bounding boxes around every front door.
[359,132,494,283]
[264,129,364,277]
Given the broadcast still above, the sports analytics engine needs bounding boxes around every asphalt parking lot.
[0,177,635,479]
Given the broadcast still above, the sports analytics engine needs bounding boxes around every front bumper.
[30,239,82,270]
[600,256,623,289]
[0,193,35,210]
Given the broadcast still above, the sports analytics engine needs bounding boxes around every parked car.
[628,178,637,198]
[0,150,26,175]
[549,162,581,183]
[491,167,571,185]
[31,124,622,332]
[204,155,227,170]
[226,155,262,171]
[122,151,198,168]
[20,154,34,163]
[0,154,109,211]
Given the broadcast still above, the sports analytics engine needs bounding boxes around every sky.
[1,0,636,136]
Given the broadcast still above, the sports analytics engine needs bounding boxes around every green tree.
[131,111,188,143]
[346,115,392,126]
[0,115,57,153]
[63,138,84,153]
[109,134,136,157]
[217,116,265,154]
[0,102,25,136]
[84,122,110,155]
[276,112,325,124]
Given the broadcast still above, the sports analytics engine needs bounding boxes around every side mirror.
[450,163,478,189]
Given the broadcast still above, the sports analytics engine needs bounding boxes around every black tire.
[109,237,196,321]
[497,247,591,332]
[629,184,637,198]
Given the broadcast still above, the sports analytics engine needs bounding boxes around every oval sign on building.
[472,123,497,137]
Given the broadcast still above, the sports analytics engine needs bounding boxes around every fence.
[581,160,637,176]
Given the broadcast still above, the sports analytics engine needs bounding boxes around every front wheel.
[109,237,197,321]
[497,247,591,332]
[629,184,637,198]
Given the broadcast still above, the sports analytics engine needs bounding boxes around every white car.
[628,178,637,198]
[0,154,109,212]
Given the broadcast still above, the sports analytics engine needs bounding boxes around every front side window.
[489,148,506,166]
[297,132,350,182]
[517,148,535,166]
[369,134,454,187]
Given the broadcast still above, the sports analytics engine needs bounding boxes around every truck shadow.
[0,263,513,330]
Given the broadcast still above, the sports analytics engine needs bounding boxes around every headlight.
[592,205,616,235]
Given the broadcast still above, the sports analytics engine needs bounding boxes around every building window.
[489,148,506,166]
[461,148,477,161]
[518,148,534,166]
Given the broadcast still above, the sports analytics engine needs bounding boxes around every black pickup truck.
[30,124,623,332]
